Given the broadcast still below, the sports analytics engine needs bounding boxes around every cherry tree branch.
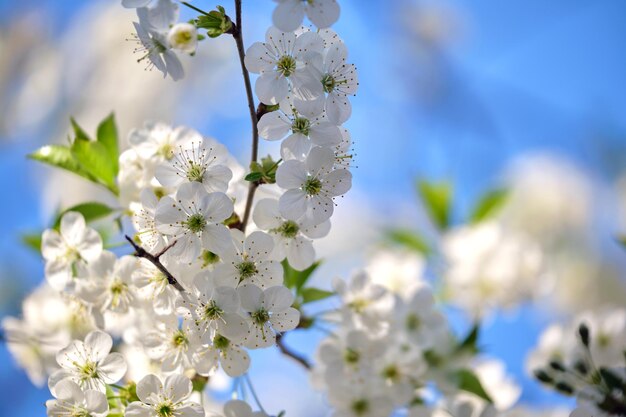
[124,235,185,292]
[231,0,259,232]
[275,333,312,370]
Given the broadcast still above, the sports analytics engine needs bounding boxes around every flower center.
[382,364,400,381]
[251,308,270,325]
[200,250,220,268]
[185,213,206,233]
[78,360,98,380]
[186,162,205,182]
[156,401,175,417]
[213,334,230,350]
[275,220,299,238]
[348,298,369,313]
[321,73,336,93]
[173,30,193,45]
[303,176,323,196]
[203,301,223,321]
[172,330,189,348]
[344,348,360,364]
[291,117,311,136]
[405,313,421,331]
[351,399,369,415]
[277,55,296,77]
[158,142,175,160]
[237,261,258,281]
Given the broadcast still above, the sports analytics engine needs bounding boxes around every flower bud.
[168,23,198,54]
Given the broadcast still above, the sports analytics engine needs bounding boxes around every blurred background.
[1,0,626,415]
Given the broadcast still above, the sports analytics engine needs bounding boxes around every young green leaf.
[455,369,493,403]
[456,323,480,354]
[386,229,430,255]
[52,202,115,230]
[71,136,118,194]
[282,259,322,291]
[300,287,335,304]
[469,189,509,224]
[21,233,43,253]
[28,145,97,183]
[418,180,453,230]
[96,113,119,175]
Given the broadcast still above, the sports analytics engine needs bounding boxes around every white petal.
[279,189,308,221]
[201,224,232,256]
[177,403,205,417]
[262,286,294,312]
[325,92,352,124]
[163,374,192,403]
[84,390,109,414]
[136,374,162,404]
[272,0,305,32]
[270,307,300,331]
[84,331,112,362]
[122,0,151,8]
[125,402,153,417]
[287,237,315,270]
[244,231,274,261]
[306,0,340,29]
[258,112,292,141]
[309,122,341,147]
[60,212,86,246]
[276,160,308,189]
[238,285,263,312]
[244,42,276,74]
[98,353,127,384]
[201,192,234,222]
[305,146,334,175]
[220,346,250,377]
[324,168,352,196]
[252,198,282,231]
[164,50,184,81]
[255,73,289,105]
[224,399,253,417]
[41,230,65,260]
[280,133,311,161]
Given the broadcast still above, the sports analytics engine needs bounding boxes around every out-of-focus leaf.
[282,259,322,291]
[52,202,115,230]
[387,229,430,255]
[455,369,493,403]
[417,180,453,230]
[456,323,480,354]
[71,134,118,194]
[21,233,42,253]
[469,189,509,224]
[300,287,335,304]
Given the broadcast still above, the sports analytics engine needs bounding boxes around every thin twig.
[231,0,259,232]
[275,333,312,370]
[124,235,185,292]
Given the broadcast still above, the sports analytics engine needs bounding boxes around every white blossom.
[48,330,127,394]
[42,212,102,291]
[46,379,108,417]
[272,0,340,32]
[125,374,204,417]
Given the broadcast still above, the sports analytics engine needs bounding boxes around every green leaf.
[456,323,480,354]
[22,233,42,253]
[469,189,509,224]
[418,180,453,230]
[301,287,335,304]
[52,202,115,230]
[28,145,97,183]
[96,113,119,175]
[455,369,493,403]
[70,117,91,141]
[387,229,430,255]
[71,118,119,195]
[282,259,321,291]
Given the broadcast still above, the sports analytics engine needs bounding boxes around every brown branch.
[231,0,259,233]
[125,235,185,292]
[275,333,312,370]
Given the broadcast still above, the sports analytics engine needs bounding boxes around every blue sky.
[1,0,626,415]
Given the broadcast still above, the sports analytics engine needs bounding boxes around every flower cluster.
[529,309,626,417]
[311,256,521,417]
[124,0,196,80]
